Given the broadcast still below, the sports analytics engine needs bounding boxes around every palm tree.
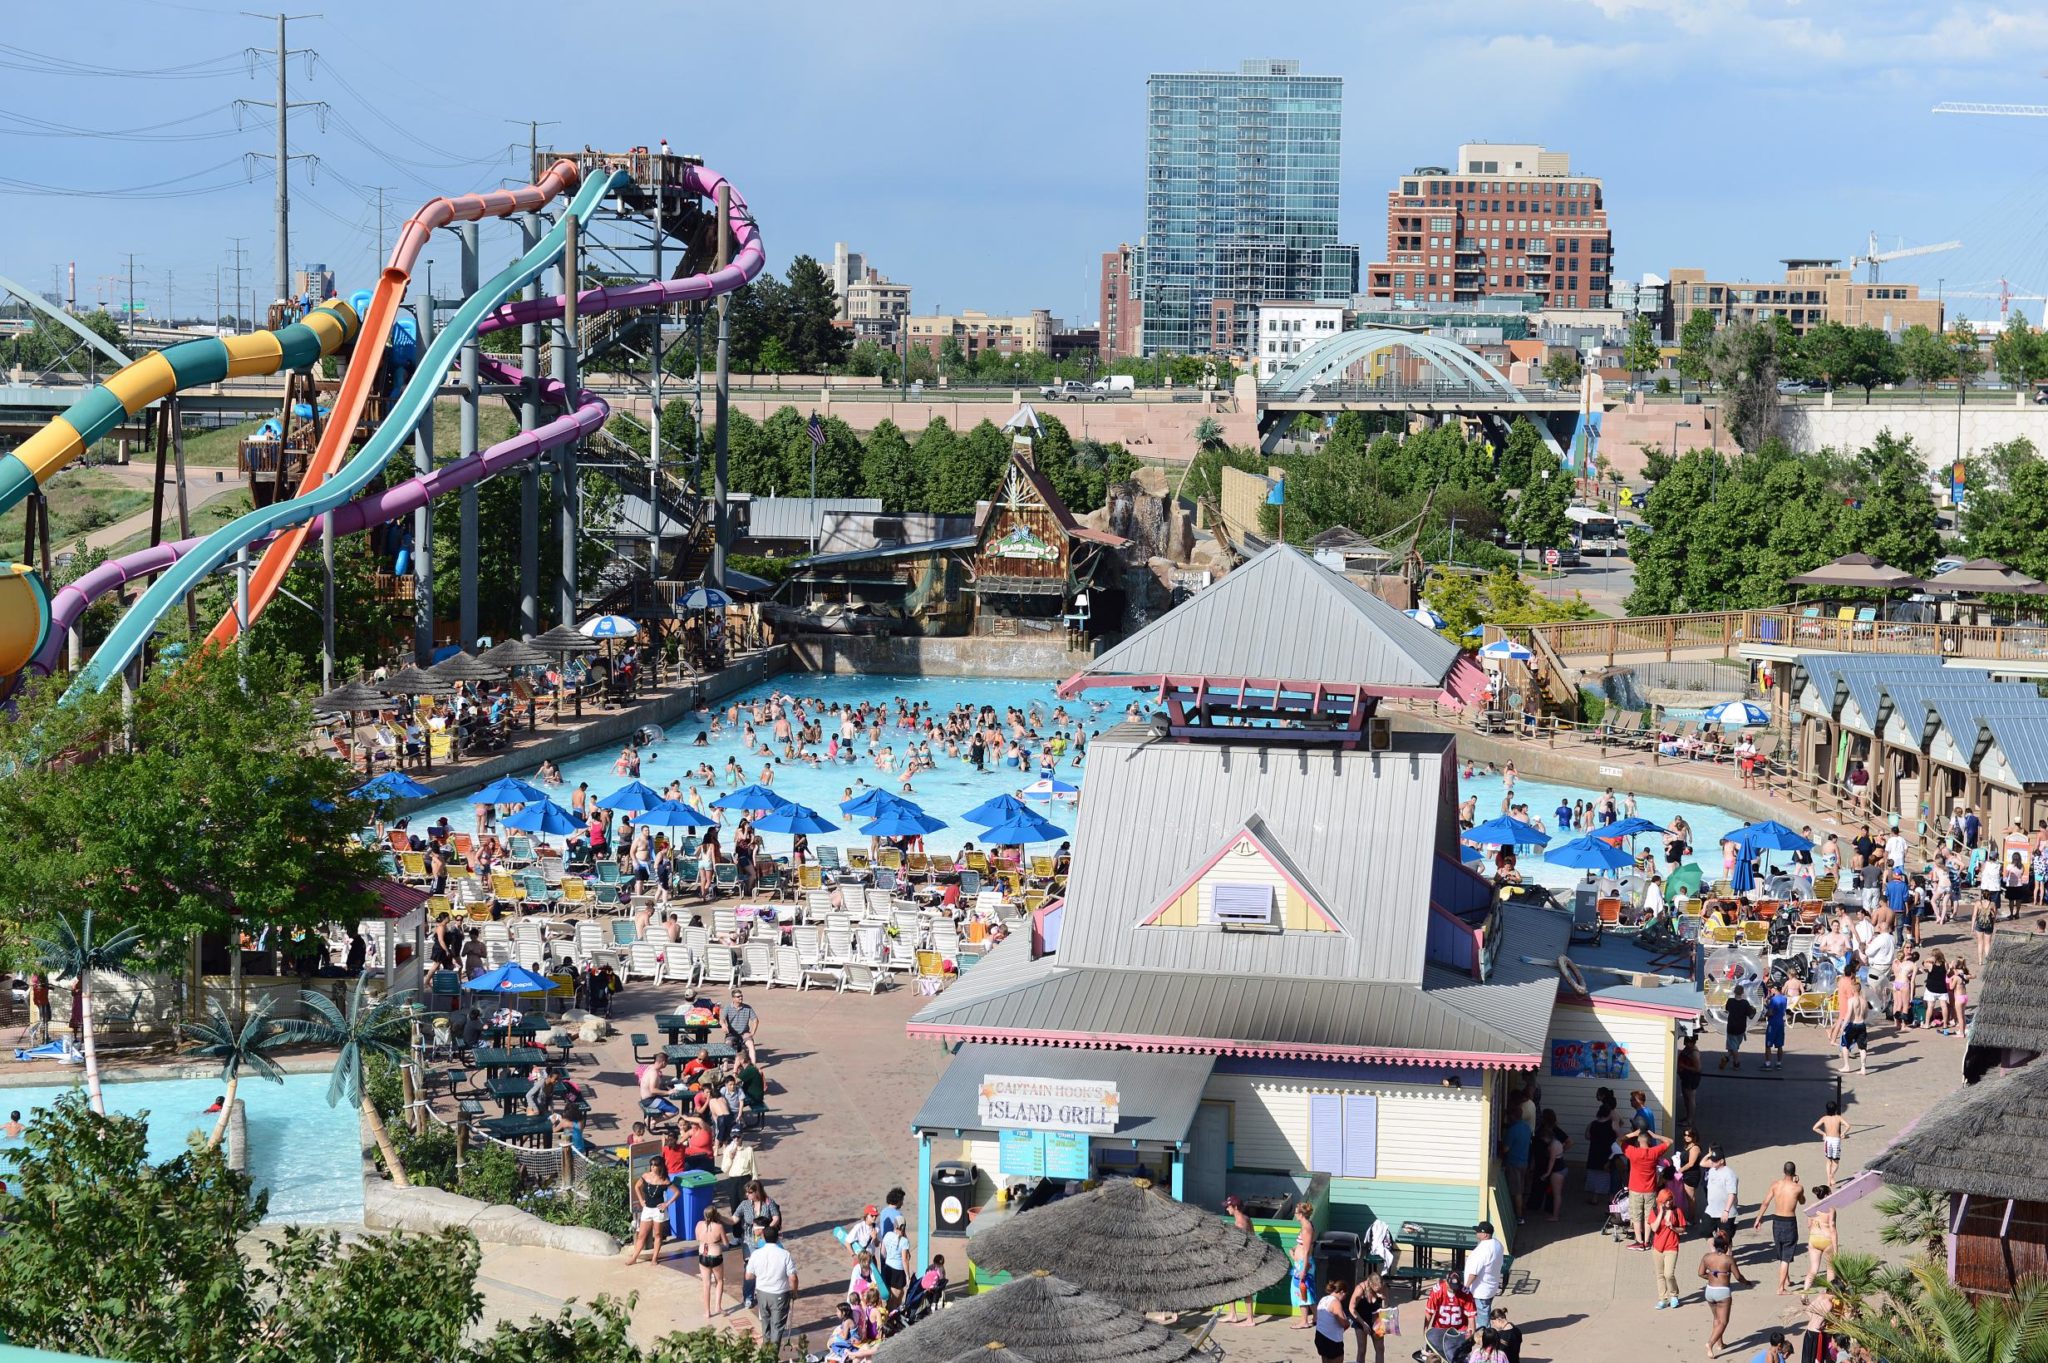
[183,996,287,1150]
[1192,416,1226,451]
[31,911,144,1115]
[283,977,414,1186]
[1878,1183,1952,1261]
[1834,1260,2048,1363]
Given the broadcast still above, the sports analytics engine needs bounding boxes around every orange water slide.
[203,158,584,649]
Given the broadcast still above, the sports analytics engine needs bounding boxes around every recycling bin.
[932,1160,976,1232]
[668,1168,719,1244]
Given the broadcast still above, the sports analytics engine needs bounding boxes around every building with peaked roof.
[905,545,1700,1302]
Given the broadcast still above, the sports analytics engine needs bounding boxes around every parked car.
[1776,379,1820,395]
[1036,380,1098,401]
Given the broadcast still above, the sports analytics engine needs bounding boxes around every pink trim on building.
[1135,822,1344,933]
[902,1021,1540,1070]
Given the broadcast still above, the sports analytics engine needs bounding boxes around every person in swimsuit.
[1804,1193,1836,1292]
[1698,1231,1738,1356]
[625,1157,677,1267]
[697,1206,732,1317]
[1350,1270,1388,1363]
[1835,988,1869,1075]
[1752,1163,1807,1295]
[1222,1195,1258,1325]
[1312,1279,1351,1361]
[1290,1201,1317,1329]
[1812,1102,1848,1184]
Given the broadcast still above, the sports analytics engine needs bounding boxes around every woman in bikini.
[1699,1231,1738,1357]
[1804,1192,1837,1292]
[696,1205,731,1316]
[1290,1201,1317,1329]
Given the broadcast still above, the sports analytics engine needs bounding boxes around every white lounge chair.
[771,945,804,989]
[842,962,886,994]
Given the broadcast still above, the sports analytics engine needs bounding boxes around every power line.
[0,102,262,142]
[240,11,323,304]
[0,159,249,198]
[0,42,245,79]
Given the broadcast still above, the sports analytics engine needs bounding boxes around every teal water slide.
[73,169,629,695]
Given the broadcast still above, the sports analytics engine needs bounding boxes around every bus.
[1565,505,1623,557]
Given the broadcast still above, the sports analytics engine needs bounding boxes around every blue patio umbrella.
[861,806,948,838]
[1545,835,1635,872]
[352,770,434,802]
[1479,639,1535,661]
[596,780,664,812]
[579,613,639,640]
[1465,815,1551,847]
[463,962,558,996]
[681,586,732,611]
[978,812,1067,845]
[752,802,837,835]
[1605,816,1668,838]
[840,787,903,816]
[636,799,717,830]
[499,799,581,837]
[1463,626,1485,639]
[1725,820,1812,852]
[1702,699,1771,728]
[711,783,790,812]
[473,775,549,806]
[964,793,1037,826]
[1731,851,1757,896]
[1020,775,1080,801]
[1406,606,1446,629]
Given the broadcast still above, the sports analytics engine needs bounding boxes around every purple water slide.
[30,165,762,676]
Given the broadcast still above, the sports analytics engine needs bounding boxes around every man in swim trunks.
[1751,1163,1807,1295]
[1812,1102,1848,1184]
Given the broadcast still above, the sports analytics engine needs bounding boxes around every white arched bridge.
[1256,326,1588,453]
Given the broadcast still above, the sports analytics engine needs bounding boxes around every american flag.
[808,412,825,452]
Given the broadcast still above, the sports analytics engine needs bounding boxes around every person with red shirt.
[1649,1173,1687,1308]
[1424,1272,1477,1363]
[681,1114,718,1172]
[659,1130,689,1177]
[1621,1120,1672,1248]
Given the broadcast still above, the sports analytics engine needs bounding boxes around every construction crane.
[1850,231,1961,282]
[1933,102,2048,119]
[1942,279,2048,326]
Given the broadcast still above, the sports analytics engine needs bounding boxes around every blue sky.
[11,0,2048,329]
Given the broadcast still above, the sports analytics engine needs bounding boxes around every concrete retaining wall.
[362,1175,621,1256]
[1780,400,2048,463]
[784,633,1098,680]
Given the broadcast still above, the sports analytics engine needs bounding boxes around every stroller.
[1601,1188,1632,1240]
[900,1261,949,1325]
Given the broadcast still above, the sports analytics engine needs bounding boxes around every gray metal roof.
[1794,652,1945,715]
[816,511,976,556]
[1985,714,2048,784]
[794,534,977,570]
[1052,723,1457,984]
[739,496,883,542]
[1066,543,1461,691]
[1931,697,2048,768]
[1878,676,2011,751]
[910,1043,1216,1142]
[905,958,1553,1065]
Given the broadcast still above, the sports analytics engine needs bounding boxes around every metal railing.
[1520,607,2048,668]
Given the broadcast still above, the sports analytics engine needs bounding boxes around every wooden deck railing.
[1521,608,2048,667]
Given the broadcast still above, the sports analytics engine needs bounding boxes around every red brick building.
[1098,243,1141,363]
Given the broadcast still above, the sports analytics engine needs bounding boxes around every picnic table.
[478,1113,552,1148]
[663,1041,737,1076]
[1398,1221,1478,1282]
[485,1073,532,1116]
[653,1010,719,1046]
[472,1045,547,1071]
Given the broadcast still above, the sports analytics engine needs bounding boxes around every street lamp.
[1954,340,1972,473]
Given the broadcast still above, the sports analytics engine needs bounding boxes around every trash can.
[668,1168,719,1243]
[932,1161,976,1233]
[1314,1230,1362,1290]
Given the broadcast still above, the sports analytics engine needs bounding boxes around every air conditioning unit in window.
[1211,882,1278,932]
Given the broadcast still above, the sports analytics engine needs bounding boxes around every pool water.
[409,671,1748,886]
[0,1071,363,1225]
[1457,764,1751,892]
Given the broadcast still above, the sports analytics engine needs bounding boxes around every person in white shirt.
[1863,927,1897,1013]
[1885,831,1908,870]
[1703,1149,1744,1248]
[745,1225,799,1347]
[1463,1220,1505,1318]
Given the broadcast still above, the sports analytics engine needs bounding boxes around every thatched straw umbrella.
[383,665,453,695]
[313,680,395,716]
[943,1346,1037,1363]
[529,624,598,654]
[1957,933,2048,1053]
[965,1177,1288,1314]
[875,1271,1199,1363]
[430,650,508,685]
[480,637,553,669]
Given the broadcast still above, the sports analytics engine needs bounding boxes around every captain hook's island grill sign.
[977,1074,1120,1135]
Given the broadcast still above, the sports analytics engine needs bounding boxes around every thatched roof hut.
[1867,1062,2048,1203]
[943,1347,1036,1363]
[1965,933,2048,1054]
[874,1271,1198,1363]
[965,1177,1288,1313]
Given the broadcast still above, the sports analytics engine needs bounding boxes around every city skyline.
[9,0,2048,331]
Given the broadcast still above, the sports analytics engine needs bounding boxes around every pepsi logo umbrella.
[752,802,837,836]
[861,804,948,838]
[596,780,664,813]
[463,962,559,995]
[964,793,1037,826]
[636,799,717,830]
[579,614,639,640]
[1020,775,1079,802]
[473,775,550,807]
[352,771,434,803]
[1464,815,1551,847]
[711,783,790,812]
[1479,639,1535,661]
[1702,699,1771,728]
[681,586,732,611]
[499,799,581,837]
[978,812,1067,845]
[1545,834,1635,872]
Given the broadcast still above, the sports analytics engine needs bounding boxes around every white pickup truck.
[1037,380,1099,401]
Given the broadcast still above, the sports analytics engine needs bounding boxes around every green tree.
[1801,320,1854,390]
[251,1226,487,1363]
[1192,416,1226,451]
[1897,323,1953,388]
[1847,431,1941,574]
[1543,349,1583,387]
[184,995,288,1149]
[843,337,898,380]
[1876,1183,1951,1262]
[1677,309,1717,392]
[1623,315,1660,382]
[1994,314,2048,392]
[781,253,848,373]
[0,1091,263,1361]
[244,535,407,680]
[1708,318,1787,450]
[31,912,143,1113]
[1840,324,1905,403]
[1832,1260,2048,1363]
[1423,566,1597,640]
[1498,418,1545,489]
[936,335,966,379]
[858,418,920,508]
[1949,322,1987,385]
[285,977,416,1186]
[755,335,796,374]
[1511,451,1574,552]
[1963,454,2048,582]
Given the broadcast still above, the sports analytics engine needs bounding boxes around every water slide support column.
[713,182,731,591]
[458,222,480,648]
[553,214,580,626]
[519,214,541,638]
[413,261,436,663]
[649,170,665,588]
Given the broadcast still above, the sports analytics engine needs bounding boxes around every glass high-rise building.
[1141,59,1357,358]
